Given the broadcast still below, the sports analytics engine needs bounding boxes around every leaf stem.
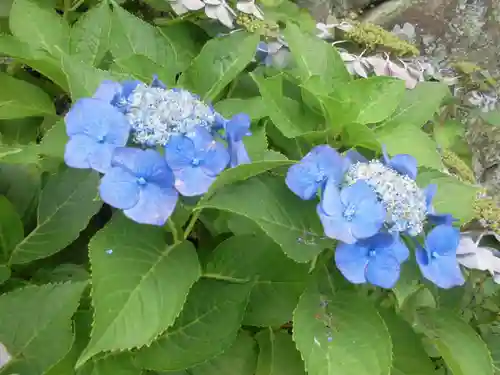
[69,0,85,11]
[183,210,201,240]
[167,217,180,243]
[202,273,250,283]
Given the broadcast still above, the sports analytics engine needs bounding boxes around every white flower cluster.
[168,0,263,28]
[345,160,427,236]
[126,84,216,146]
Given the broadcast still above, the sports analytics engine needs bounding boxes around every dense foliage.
[0,0,499,374]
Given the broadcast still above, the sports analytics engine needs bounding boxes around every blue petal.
[228,140,251,168]
[335,242,369,284]
[285,161,322,200]
[340,180,376,206]
[382,145,418,180]
[311,145,349,186]
[173,167,216,197]
[390,234,410,263]
[88,142,116,174]
[165,135,197,170]
[319,179,343,216]
[112,148,175,188]
[226,113,251,142]
[366,253,400,288]
[99,167,140,210]
[64,135,97,169]
[425,225,460,256]
[151,75,166,89]
[124,184,178,226]
[416,248,464,289]
[65,98,130,145]
[389,154,418,180]
[199,139,229,177]
[345,149,368,164]
[424,184,437,209]
[93,81,122,103]
[119,80,141,100]
[317,204,356,244]
[350,196,385,240]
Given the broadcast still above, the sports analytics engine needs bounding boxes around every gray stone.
[295,0,373,21]
[362,0,500,78]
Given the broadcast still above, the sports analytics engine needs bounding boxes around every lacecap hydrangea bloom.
[286,145,465,289]
[64,76,252,226]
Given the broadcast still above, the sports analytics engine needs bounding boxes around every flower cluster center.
[125,85,216,146]
[345,160,427,236]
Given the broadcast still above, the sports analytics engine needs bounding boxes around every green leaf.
[0,163,40,222]
[480,110,500,127]
[251,74,324,137]
[179,32,259,101]
[293,274,392,375]
[342,122,380,151]
[9,0,70,55]
[109,6,179,83]
[214,97,268,121]
[58,53,112,99]
[0,143,40,165]
[416,308,494,375]
[0,281,86,375]
[0,196,23,262]
[375,124,443,170]
[189,331,258,375]
[113,54,170,84]
[78,353,141,375]
[416,169,479,223]
[255,329,306,375]
[205,234,309,326]
[197,160,293,206]
[329,77,406,124]
[379,309,435,375]
[0,35,69,91]
[70,1,111,66]
[381,82,449,129]
[134,279,252,371]
[8,168,102,265]
[433,120,465,150]
[39,118,66,159]
[283,23,350,89]
[200,174,332,262]
[485,333,500,374]
[78,214,200,366]
[0,73,55,119]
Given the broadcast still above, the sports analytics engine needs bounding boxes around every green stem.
[69,0,85,11]
[167,218,180,243]
[183,210,201,240]
[202,273,250,283]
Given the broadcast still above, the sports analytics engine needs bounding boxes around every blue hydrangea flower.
[424,184,457,225]
[318,180,386,244]
[256,40,291,69]
[286,145,350,200]
[165,126,229,196]
[335,232,410,288]
[64,98,130,173]
[221,113,252,167]
[382,146,418,180]
[99,148,178,226]
[125,81,217,146]
[345,159,427,236]
[415,224,465,288]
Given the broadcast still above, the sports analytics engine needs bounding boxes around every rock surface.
[296,0,500,192]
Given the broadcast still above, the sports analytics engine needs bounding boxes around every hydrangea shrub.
[0,0,498,374]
